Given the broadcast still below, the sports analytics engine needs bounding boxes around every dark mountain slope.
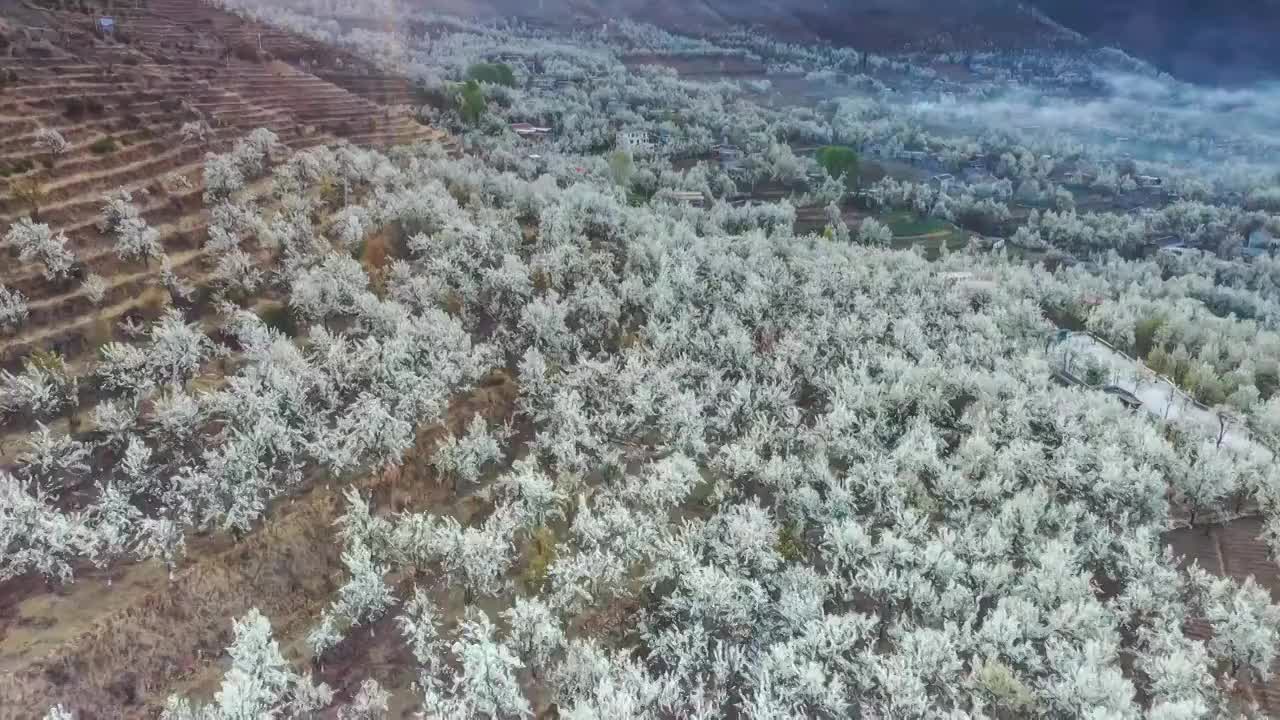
[410,0,1084,52]
[1029,0,1280,84]
[406,0,1277,83]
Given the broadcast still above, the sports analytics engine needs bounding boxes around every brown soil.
[0,370,518,719]
[1165,518,1280,713]
[2,0,446,383]
[0,9,459,708]
[623,53,766,78]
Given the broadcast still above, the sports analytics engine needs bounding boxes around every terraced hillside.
[0,0,443,380]
[0,4,454,716]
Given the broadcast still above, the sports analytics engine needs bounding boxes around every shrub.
[1083,358,1108,387]
[776,521,805,562]
[9,179,47,220]
[1246,187,1280,212]
[412,83,450,110]
[0,158,35,178]
[90,137,119,155]
[83,314,117,352]
[66,96,105,118]
[258,303,298,336]
[457,80,487,125]
[975,659,1036,713]
[233,42,264,62]
[1133,315,1164,358]
[122,55,140,66]
[607,150,635,187]
[359,232,393,273]
[63,97,86,119]
[1257,367,1280,400]
[520,527,558,593]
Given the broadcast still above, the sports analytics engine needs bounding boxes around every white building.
[617,130,654,155]
[511,122,552,138]
[664,190,705,207]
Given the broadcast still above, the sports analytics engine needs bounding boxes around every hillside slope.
[407,0,1084,52]
[0,0,442,376]
[1030,0,1280,84]
[408,0,1277,82]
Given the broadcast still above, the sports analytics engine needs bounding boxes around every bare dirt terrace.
[0,0,446,397]
[0,2,465,715]
[0,372,518,718]
[1166,519,1280,711]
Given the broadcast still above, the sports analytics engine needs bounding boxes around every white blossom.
[0,284,29,333]
[6,218,77,281]
[34,128,70,157]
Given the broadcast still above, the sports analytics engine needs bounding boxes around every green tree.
[816,145,860,189]
[608,149,635,187]
[1133,315,1165,358]
[457,80,487,125]
[466,62,516,87]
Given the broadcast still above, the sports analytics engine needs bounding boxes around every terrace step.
[0,140,205,218]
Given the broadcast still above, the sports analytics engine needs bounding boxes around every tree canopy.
[457,80,487,125]
[816,145,860,188]
[465,62,516,87]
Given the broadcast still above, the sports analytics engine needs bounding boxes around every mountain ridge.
[407,0,1084,52]
[1028,0,1280,84]
[394,0,1280,83]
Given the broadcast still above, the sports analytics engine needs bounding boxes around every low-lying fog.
[908,70,1280,188]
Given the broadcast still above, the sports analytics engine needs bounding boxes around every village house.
[897,150,928,165]
[511,122,552,139]
[617,129,654,155]
[1244,228,1274,259]
[665,190,706,207]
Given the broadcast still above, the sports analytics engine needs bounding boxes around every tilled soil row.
[1165,519,1280,714]
[0,370,518,720]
